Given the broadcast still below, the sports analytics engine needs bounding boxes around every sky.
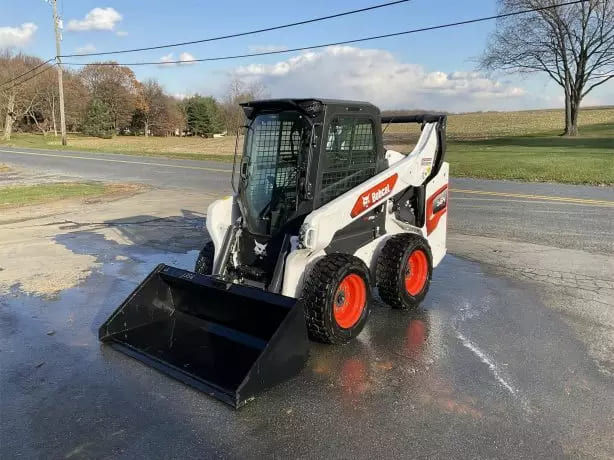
[3,0,613,112]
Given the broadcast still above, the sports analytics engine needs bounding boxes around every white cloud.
[75,43,96,54]
[67,8,122,32]
[158,52,197,67]
[179,52,196,64]
[116,30,128,37]
[0,23,37,48]
[248,44,288,53]
[233,46,527,111]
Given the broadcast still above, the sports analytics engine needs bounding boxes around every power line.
[62,0,589,67]
[0,58,56,88]
[59,0,412,58]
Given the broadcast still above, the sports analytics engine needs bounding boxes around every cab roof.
[240,98,380,116]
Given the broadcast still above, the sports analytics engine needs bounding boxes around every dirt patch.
[83,183,147,204]
[0,164,11,173]
[0,239,98,297]
[0,188,210,297]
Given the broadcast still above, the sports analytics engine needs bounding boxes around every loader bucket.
[99,264,308,408]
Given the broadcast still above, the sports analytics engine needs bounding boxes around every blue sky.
[3,0,613,111]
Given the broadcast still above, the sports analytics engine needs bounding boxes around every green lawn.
[0,182,108,208]
[447,123,614,185]
[0,132,237,162]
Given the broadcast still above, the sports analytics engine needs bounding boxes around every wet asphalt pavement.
[1,217,613,459]
[1,147,614,458]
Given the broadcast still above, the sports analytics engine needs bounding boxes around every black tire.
[301,254,371,344]
[376,233,432,310]
[195,241,215,275]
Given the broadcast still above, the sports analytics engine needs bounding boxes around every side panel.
[424,162,449,267]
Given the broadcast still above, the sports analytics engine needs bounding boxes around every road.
[1,146,614,458]
[1,146,613,253]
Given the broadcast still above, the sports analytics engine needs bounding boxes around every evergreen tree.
[82,99,114,138]
[185,95,223,136]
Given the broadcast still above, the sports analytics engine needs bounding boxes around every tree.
[480,0,614,136]
[0,52,45,140]
[132,79,167,136]
[221,78,267,133]
[62,71,90,132]
[161,96,186,136]
[82,99,113,138]
[79,63,139,132]
[24,69,59,136]
[184,95,223,136]
[132,81,185,136]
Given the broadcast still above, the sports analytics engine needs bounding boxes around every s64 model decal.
[350,174,398,217]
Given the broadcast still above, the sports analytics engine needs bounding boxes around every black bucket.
[99,264,308,408]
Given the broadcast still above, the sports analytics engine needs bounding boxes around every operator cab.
[234,99,386,288]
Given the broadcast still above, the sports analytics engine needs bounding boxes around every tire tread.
[376,233,432,309]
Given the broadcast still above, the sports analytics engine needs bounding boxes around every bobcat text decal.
[350,174,398,217]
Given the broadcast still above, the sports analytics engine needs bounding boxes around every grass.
[1,107,613,184]
[387,106,614,140]
[0,132,238,162]
[447,123,614,185]
[0,182,138,208]
[384,108,613,185]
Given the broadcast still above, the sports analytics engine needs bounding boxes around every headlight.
[432,189,448,213]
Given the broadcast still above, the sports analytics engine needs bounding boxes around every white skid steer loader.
[99,99,449,408]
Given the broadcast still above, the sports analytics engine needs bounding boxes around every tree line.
[0,51,266,140]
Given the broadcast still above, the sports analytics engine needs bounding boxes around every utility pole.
[51,0,67,145]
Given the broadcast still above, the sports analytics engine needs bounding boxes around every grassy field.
[0,182,140,208]
[386,105,614,140]
[0,132,238,161]
[1,107,612,184]
[448,123,613,184]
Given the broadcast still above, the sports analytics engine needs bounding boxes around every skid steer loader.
[99,99,449,408]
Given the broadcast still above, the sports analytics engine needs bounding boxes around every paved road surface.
[1,146,613,253]
[1,147,613,458]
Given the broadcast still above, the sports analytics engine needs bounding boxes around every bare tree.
[0,52,46,140]
[221,78,268,133]
[480,0,614,136]
[26,70,58,136]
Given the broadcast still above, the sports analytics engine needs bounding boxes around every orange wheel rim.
[405,249,428,296]
[333,274,366,329]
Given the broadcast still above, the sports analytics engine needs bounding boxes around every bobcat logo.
[254,240,268,258]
